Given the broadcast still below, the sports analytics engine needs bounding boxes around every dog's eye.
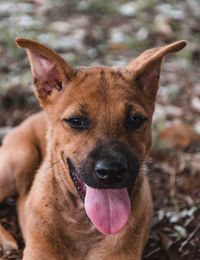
[64,117,90,130]
[125,114,147,130]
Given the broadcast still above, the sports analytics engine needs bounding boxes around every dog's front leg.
[0,112,46,202]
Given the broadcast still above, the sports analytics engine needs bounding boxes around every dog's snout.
[95,158,128,185]
[84,142,140,189]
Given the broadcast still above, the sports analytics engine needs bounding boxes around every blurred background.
[0,0,200,259]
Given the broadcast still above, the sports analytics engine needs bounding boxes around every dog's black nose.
[95,158,128,185]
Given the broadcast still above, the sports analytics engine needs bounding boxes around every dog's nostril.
[95,169,109,180]
[95,159,128,184]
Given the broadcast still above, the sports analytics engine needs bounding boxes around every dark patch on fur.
[33,77,38,84]
[110,70,133,84]
[100,69,105,83]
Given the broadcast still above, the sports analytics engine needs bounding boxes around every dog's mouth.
[67,158,131,235]
[67,158,86,200]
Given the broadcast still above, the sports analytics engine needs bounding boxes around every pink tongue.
[84,185,131,234]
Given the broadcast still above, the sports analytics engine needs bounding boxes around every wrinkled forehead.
[70,66,135,99]
[60,66,151,117]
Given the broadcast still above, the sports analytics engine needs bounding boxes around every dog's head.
[16,38,186,234]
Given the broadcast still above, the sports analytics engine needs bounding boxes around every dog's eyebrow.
[125,103,147,118]
[80,104,89,116]
[125,103,134,115]
[70,104,88,116]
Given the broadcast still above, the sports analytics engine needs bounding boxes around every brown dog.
[0,38,186,259]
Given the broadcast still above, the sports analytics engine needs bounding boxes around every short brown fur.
[0,38,186,259]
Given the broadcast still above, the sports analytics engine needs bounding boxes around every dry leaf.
[158,124,200,148]
[160,233,180,260]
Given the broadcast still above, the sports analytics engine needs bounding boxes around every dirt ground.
[0,0,200,259]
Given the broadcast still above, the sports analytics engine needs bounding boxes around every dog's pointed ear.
[16,38,76,105]
[127,41,186,100]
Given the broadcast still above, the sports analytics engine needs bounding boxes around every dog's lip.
[67,158,86,200]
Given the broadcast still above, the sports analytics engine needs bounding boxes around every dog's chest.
[57,198,103,252]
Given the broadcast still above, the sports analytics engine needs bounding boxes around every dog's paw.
[0,224,18,255]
